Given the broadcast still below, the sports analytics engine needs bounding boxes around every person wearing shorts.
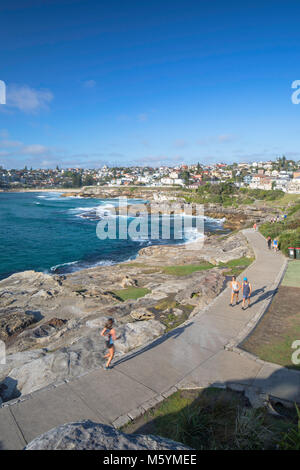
[242,277,252,309]
[101,318,119,370]
[230,275,241,306]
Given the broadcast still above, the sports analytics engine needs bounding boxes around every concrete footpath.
[1,229,299,450]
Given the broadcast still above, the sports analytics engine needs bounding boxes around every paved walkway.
[1,229,300,450]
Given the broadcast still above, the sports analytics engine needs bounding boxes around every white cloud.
[0,139,22,148]
[83,80,96,89]
[6,84,53,113]
[218,134,234,143]
[21,144,49,155]
[197,134,236,145]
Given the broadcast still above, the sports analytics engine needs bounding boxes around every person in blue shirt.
[242,277,252,310]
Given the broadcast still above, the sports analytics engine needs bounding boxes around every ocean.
[0,191,225,280]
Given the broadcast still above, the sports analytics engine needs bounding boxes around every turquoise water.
[0,192,224,280]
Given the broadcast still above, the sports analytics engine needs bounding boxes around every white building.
[287,178,300,194]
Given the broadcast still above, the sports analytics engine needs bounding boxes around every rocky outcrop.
[25,420,191,450]
[175,269,225,307]
[137,231,253,266]
[130,307,155,321]
[0,310,36,342]
[205,203,276,230]
[0,319,165,401]
[0,229,253,403]
[121,275,138,288]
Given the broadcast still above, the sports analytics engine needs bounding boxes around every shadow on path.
[114,322,193,368]
[250,288,278,308]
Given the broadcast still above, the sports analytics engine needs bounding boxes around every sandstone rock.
[172,308,183,317]
[0,311,36,342]
[175,270,224,306]
[130,308,155,321]
[121,275,138,288]
[86,317,108,328]
[117,320,165,353]
[17,318,69,346]
[25,420,192,450]
[0,320,165,401]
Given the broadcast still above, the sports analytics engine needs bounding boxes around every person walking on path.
[242,277,252,310]
[267,236,272,250]
[253,223,257,231]
[101,318,119,370]
[229,275,241,306]
[273,238,279,252]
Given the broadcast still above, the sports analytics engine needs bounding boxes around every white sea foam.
[50,260,79,272]
[182,227,205,245]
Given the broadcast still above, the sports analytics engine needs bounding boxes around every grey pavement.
[0,229,299,450]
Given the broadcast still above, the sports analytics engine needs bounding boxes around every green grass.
[161,262,213,276]
[152,294,194,332]
[253,326,300,371]
[218,256,255,277]
[112,287,151,301]
[282,260,300,288]
[122,388,297,450]
[219,256,254,268]
[266,193,300,209]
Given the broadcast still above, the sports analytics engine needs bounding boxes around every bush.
[259,222,284,240]
[288,202,300,216]
[279,405,300,450]
[279,228,300,255]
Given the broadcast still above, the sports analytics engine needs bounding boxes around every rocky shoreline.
[61,186,276,231]
[0,190,275,405]
[0,223,255,405]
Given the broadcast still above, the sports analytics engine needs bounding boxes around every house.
[287,178,300,194]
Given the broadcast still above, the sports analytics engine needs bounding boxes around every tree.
[71,173,82,188]
[180,170,190,186]
[83,175,94,186]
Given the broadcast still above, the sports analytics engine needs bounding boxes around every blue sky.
[0,0,300,168]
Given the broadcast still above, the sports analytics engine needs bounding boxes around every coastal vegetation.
[259,202,300,255]
[183,183,285,206]
[161,262,213,276]
[218,256,255,277]
[152,294,194,332]
[112,287,151,301]
[242,260,300,371]
[123,388,299,450]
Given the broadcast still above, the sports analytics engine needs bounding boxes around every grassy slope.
[112,287,151,301]
[122,388,298,450]
[242,261,300,370]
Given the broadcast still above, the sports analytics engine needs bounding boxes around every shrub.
[279,405,300,450]
[279,229,300,255]
[259,222,283,240]
[288,202,300,216]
